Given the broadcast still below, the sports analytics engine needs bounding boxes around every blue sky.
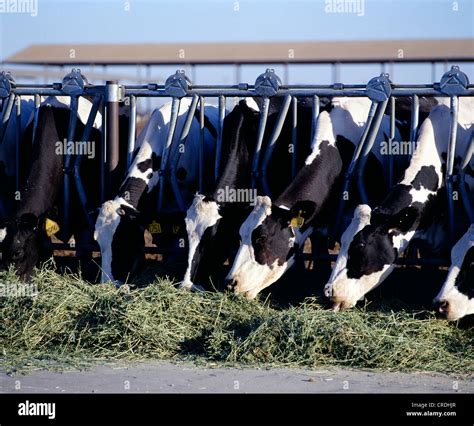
[0,0,473,53]
[0,0,473,89]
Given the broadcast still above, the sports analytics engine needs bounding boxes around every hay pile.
[0,264,472,374]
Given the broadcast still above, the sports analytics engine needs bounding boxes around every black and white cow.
[324,97,474,311]
[433,224,474,320]
[182,97,313,291]
[225,97,400,299]
[0,96,107,280]
[94,97,219,284]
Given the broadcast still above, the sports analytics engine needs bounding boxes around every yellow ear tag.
[172,224,180,234]
[45,218,60,237]
[290,210,305,228]
[148,220,162,234]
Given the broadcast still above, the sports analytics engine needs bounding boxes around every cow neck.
[274,140,343,222]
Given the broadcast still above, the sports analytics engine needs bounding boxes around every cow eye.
[355,242,366,249]
[256,233,267,243]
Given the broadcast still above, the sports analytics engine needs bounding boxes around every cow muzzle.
[433,299,452,319]
[224,278,257,299]
[329,297,354,312]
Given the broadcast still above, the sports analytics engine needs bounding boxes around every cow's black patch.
[137,158,152,173]
[194,109,218,139]
[411,165,439,191]
[346,225,398,279]
[335,135,355,170]
[151,152,161,171]
[252,208,297,267]
[136,153,162,173]
[374,184,413,216]
[276,141,342,218]
[146,172,153,180]
[176,167,187,181]
[455,246,474,299]
[119,177,147,207]
[111,213,144,282]
[335,134,386,204]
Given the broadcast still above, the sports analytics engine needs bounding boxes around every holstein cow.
[433,224,474,320]
[324,97,474,311]
[0,96,107,281]
[94,97,219,284]
[182,97,313,291]
[225,97,400,299]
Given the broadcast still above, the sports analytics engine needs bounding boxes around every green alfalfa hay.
[0,264,472,374]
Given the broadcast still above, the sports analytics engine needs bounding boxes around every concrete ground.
[1,361,472,393]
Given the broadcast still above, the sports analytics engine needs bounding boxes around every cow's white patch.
[180,194,222,290]
[305,111,334,164]
[243,97,260,112]
[327,264,394,311]
[434,225,474,320]
[305,97,395,166]
[392,231,416,252]
[94,197,130,284]
[42,96,103,129]
[0,228,6,243]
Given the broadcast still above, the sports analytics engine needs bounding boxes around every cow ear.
[387,206,419,233]
[288,200,316,228]
[116,204,140,221]
[19,213,38,230]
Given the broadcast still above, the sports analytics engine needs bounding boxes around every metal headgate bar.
[62,95,79,239]
[410,94,419,143]
[170,94,200,212]
[1,66,473,263]
[198,97,205,193]
[291,96,298,178]
[438,66,471,244]
[251,97,270,190]
[127,95,137,169]
[387,95,396,188]
[73,95,102,232]
[215,95,226,182]
[459,130,474,223]
[104,80,120,202]
[261,94,292,196]
[0,94,15,144]
[15,95,21,193]
[32,94,41,144]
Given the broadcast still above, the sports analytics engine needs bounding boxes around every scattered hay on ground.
[0,264,472,375]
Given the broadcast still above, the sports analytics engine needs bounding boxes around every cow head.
[225,196,314,299]
[324,204,419,310]
[1,213,41,281]
[181,193,222,290]
[433,225,474,321]
[94,198,144,284]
